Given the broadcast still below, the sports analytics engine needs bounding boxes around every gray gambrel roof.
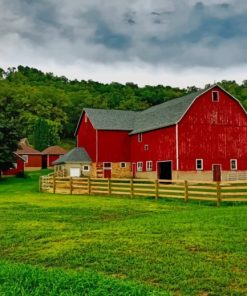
[53,147,92,165]
[130,89,205,134]
[83,108,136,131]
[75,85,246,135]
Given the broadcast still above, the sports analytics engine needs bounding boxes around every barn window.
[146,161,152,171]
[22,155,28,163]
[196,159,203,170]
[83,165,90,172]
[85,114,88,123]
[144,144,149,151]
[212,91,219,102]
[230,159,237,170]
[120,162,126,168]
[137,162,143,172]
[138,133,142,143]
[103,162,112,169]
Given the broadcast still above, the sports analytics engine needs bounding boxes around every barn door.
[158,161,172,180]
[42,155,47,169]
[104,169,111,178]
[212,165,221,182]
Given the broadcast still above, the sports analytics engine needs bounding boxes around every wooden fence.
[40,176,247,206]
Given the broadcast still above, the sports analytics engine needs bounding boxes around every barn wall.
[3,157,24,176]
[130,126,176,172]
[48,155,63,167]
[178,86,247,171]
[23,155,42,169]
[77,113,96,161]
[97,130,131,162]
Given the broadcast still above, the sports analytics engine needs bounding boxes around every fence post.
[70,177,73,195]
[216,181,221,207]
[108,178,111,196]
[130,178,134,198]
[155,179,159,200]
[39,177,42,192]
[53,175,56,194]
[88,178,91,195]
[184,180,188,203]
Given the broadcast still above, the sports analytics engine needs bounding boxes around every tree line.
[0,65,247,174]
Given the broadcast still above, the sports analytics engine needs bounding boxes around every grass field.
[0,171,246,295]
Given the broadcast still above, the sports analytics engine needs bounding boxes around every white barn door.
[70,168,81,177]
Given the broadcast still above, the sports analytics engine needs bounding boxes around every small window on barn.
[230,159,237,170]
[104,162,112,169]
[144,144,149,151]
[138,133,142,143]
[137,162,143,172]
[212,91,219,102]
[83,165,90,172]
[196,159,203,171]
[13,163,17,169]
[146,161,152,171]
[22,155,28,163]
[120,162,126,168]
[85,114,88,123]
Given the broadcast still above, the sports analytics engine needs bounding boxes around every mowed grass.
[0,171,246,295]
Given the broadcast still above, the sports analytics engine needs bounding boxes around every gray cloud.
[0,0,247,86]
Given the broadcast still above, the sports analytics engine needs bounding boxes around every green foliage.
[0,172,246,295]
[1,66,247,142]
[0,117,20,174]
[30,117,60,151]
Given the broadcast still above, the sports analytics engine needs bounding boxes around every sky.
[0,0,247,87]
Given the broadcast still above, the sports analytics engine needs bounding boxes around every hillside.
[1,66,246,146]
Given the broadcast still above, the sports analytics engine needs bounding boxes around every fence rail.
[40,176,247,206]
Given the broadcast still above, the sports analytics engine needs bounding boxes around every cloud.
[0,0,247,86]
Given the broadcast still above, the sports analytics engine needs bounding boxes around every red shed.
[2,153,25,176]
[42,146,67,168]
[75,85,247,181]
[16,143,42,170]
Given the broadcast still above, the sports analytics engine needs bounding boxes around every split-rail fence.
[40,175,247,207]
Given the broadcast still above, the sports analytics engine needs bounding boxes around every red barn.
[2,153,25,176]
[75,85,247,181]
[42,146,67,168]
[16,143,42,170]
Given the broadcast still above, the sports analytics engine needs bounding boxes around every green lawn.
[0,171,246,296]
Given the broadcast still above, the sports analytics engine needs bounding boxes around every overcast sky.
[1,0,247,87]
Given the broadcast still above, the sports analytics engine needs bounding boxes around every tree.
[0,118,19,177]
[30,118,60,151]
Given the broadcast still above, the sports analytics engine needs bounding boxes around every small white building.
[53,147,92,177]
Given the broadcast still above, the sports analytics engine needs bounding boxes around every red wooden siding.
[77,113,96,161]
[3,156,24,176]
[98,130,130,162]
[178,87,247,171]
[130,126,176,172]
[23,155,42,168]
[47,155,64,167]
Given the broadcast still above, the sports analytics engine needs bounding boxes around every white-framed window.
[230,159,237,170]
[83,165,90,172]
[120,162,126,168]
[13,163,17,169]
[138,133,142,143]
[146,161,152,171]
[212,91,219,102]
[196,159,203,171]
[103,162,112,169]
[144,144,149,151]
[137,162,143,172]
[22,155,28,163]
